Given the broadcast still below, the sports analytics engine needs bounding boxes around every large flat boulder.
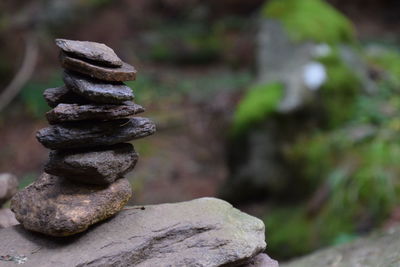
[283,226,400,267]
[0,198,267,267]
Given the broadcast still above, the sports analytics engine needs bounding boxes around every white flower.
[303,62,327,91]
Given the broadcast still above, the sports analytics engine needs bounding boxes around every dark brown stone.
[44,143,138,185]
[60,52,136,82]
[55,39,123,67]
[46,102,144,124]
[36,117,156,149]
[10,173,132,237]
[43,86,90,108]
[63,71,134,104]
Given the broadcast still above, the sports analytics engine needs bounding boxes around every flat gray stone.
[283,226,400,267]
[44,143,138,185]
[1,198,266,266]
[46,102,144,124]
[10,173,132,237]
[55,39,123,67]
[0,173,18,207]
[63,71,134,104]
[43,86,90,108]
[0,208,18,229]
[60,52,136,82]
[244,254,279,267]
[36,117,156,149]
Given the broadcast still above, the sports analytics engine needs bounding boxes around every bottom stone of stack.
[10,173,132,237]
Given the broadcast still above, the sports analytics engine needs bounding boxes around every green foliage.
[317,48,361,127]
[272,65,400,258]
[20,74,62,118]
[262,0,355,44]
[231,82,284,136]
[367,48,400,86]
[265,207,314,258]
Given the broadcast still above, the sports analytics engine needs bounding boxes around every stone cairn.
[10,39,156,237]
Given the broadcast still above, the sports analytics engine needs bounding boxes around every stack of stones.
[11,39,156,237]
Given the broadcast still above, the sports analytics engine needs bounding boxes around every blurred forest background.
[2,0,400,262]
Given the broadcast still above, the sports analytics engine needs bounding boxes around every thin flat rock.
[46,102,144,124]
[63,71,134,104]
[55,39,123,67]
[36,117,156,149]
[10,173,132,237]
[43,86,90,108]
[60,52,136,82]
[44,143,138,185]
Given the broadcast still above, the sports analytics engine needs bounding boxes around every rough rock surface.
[63,71,134,104]
[55,39,123,67]
[36,117,156,149]
[0,208,19,228]
[244,254,279,267]
[1,198,267,267]
[43,86,90,108]
[10,173,132,237]
[283,226,400,267]
[0,173,18,207]
[60,52,136,82]
[44,143,138,185]
[46,102,144,124]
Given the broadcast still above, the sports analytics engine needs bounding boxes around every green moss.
[262,0,355,44]
[231,82,284,136]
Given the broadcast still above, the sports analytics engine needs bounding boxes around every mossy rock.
[262,0,355,44]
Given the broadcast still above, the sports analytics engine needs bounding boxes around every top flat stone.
[55,39,123,67]
[60,52,137,82]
